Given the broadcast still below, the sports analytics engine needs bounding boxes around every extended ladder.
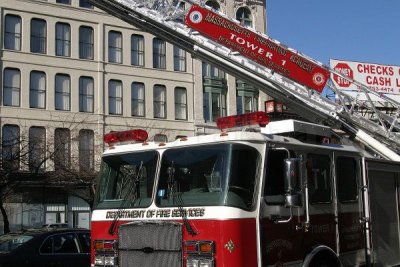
[88,0,400,160]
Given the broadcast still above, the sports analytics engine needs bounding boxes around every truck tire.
[308,250,341,267]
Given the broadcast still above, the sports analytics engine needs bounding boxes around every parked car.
[41,223,69,229]
[0,228,90,267]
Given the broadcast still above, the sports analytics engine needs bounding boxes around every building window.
[203,91,226,123]
[79,0,93,8]
[236,7,253,27]
[131,34,144,66]
[202,62,227,122]
[237,95,258,114]
[173,46,186,72]
[154,85,166,119]
[30,71,46,109]
[55,74,71,111]
[4,14,21,50]
[175,87,187,120]
[131,82,145,117]
[236,80,258,114]
[108,31,122,63]
[79,76,94,113]
[108,80,123,115]
[31,18,47,54]
[202,62,225,78]
[56,22,71,57]
[54,128,70,170]
[29,127,46,172]
[3,68,20,107]
[2,125,20,171]
[79,26,94,60]
[153,38,166,69]
[56,0,71,4]
[79,130,94,172]
[205,0,220,10]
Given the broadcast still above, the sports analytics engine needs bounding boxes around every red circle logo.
[312,72,326,86]
[189,11,203,24]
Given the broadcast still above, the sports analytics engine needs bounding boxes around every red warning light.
[104,129,148,144]
[216,112,270,130]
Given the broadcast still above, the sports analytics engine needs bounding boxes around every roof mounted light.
[104,129,148,145]
[216,112,270,130]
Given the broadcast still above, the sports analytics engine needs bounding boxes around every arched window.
[153,38,166,69]
[30,71,46,109]
[79,76,94,112]
[205,0,220,10]
[154,85,166,118]
[31,18,47,54]
[131,82,145,117]
[236,7,252,27]
[79,26,94,59]
[3,68,21,107]
[56,22,71,57]
[4,14,21,50]
[109,30,122,63]
[108,80,123,115]
[131,34,144,66]
[79,129,94,172]
[175,87,187,120]
[2,124,20,170]
[29,127,46,172]
[55,73,71,111]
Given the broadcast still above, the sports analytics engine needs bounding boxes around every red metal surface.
[185,5,330,93]
[338,212,365,252]
[91,218,258,267]
[260,213,337,265]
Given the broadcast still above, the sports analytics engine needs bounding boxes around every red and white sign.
[185,5,330,93]
[330,59,400,94]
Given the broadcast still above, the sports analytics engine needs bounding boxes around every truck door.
[303,153,337,253]
[334,155,366,265]
[260,148,305,266]
[367,160,400,266]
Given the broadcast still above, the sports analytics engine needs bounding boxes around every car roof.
[3,228,89,237]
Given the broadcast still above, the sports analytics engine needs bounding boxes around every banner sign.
[185,5,330,93]
[330,59,400,94]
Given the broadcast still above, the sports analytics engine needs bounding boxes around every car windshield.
[94,150,158,209]
[0,234,34,252]
[156,143,260,210]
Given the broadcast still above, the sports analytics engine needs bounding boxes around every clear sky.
[267,0,400,68]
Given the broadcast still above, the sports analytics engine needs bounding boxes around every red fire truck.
[87,0,400,266]
[91,112,400,267]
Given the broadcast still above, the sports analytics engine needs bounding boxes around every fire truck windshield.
[94,143,260,211]
[156,143,260,210]
[94,150,158,209]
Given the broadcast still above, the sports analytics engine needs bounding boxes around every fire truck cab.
[91,112,400,267]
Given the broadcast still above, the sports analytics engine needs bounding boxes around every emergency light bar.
[104,129,148,144]
[216,112,270,130]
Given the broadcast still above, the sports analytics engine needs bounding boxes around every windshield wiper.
[166,162,197,236]
[108,161,143,235]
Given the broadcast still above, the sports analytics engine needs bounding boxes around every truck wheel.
[308,251,340,267]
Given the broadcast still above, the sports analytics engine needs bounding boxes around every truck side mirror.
[284,158,302,207]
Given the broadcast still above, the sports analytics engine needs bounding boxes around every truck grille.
[118,221,183,267]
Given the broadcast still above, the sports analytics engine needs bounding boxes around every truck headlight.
[187,257,214,267]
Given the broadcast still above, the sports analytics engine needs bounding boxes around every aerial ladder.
[88,0,400,161]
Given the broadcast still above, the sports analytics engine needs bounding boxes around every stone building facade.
[0,0,268,231]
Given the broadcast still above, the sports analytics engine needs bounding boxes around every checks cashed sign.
[331,59,400,94]
[185,5,330,93]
